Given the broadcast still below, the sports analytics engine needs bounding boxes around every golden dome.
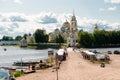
[62,20,70,28]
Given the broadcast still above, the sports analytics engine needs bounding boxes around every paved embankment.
[17,48,120,80]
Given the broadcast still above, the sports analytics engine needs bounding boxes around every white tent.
[83,50,95,55]
[57,49,65,55]
[95,54,106,59]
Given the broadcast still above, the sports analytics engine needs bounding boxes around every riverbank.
[16,48,120,80]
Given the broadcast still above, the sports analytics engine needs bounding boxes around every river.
[0,46,120,67]
[0,46,58,67]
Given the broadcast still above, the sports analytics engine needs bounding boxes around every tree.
[55,34,64,45]
[23,34,28,40]
[93,30,106,47]
[78,32,93,47]
[15,35,22,41]
[29,36,35,43]
[2,36,13,41]
[34,29,48,43]
[44,34,49,43]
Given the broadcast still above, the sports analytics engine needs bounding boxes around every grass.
[27,46,37,49]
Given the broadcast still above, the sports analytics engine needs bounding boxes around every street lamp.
[55,53,59,80]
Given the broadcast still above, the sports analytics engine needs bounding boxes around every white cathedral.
[61,11,78,47]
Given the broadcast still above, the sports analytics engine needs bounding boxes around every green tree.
[55,34,64,45]
[44,34,49,43]
[34,29,48,43]
[93,30,107,47]
[23,34,27,40]
[2,36,13,41]
[78,32,93,47]
[15,35,22,41]
[29,36,35,43]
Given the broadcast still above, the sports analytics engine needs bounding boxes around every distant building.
[61,20,70,41]
[26,34,31,43]
[20,38,27,47]
[20,34,32,47]
[49,11,78,47]
[49,29,61,42]
[93,24,99,32]
[66,11,78,47]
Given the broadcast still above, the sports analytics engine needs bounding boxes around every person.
[63,52,66,60]
[39,60,43,69]
[55,53,58,60]
[32,64,35,71]
[73,47,74,51]
[101,62,105,68]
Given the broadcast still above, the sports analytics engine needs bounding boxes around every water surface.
[0,46,58,67]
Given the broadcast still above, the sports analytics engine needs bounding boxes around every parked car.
[108,51,112,54]
[93,50,100,54]
[114,50,120,54]
[0,68,15,80]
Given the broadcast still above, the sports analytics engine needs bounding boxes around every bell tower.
[70,10,77,33]
[67,10,78,47]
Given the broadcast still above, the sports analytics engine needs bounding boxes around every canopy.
[57,49,65,55]
[83,50,95,55]
[95,54,106,59]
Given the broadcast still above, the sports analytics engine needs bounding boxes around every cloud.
[99,6,117,12]
[36,13,58,24]
[104,0,120,4]
[14,0,23,4]
[0,0,23,4]
[108,6,117,11]
[0,12,28,22]
[0,12,120,39]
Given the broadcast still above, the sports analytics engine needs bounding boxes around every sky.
[0,0,120,38]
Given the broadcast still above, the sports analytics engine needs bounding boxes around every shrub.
[13,71,21,77]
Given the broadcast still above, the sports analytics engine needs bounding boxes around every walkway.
[17,48,120,80]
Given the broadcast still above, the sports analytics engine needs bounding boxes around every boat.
[4,48,7,51]
[13,61,39,66]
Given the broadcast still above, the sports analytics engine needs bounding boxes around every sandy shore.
[17,48,120,80]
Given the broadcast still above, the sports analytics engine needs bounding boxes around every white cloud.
[13,0,22,4]
[0,0,23,4]
[0,0,8,2]
[108,6,117,11]
[0,12,120,39]
[99,6,117,12]
[104,0,120,4]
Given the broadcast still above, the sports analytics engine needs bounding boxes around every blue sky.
[0,0,120,38]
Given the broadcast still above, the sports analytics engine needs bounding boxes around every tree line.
[1,36,22,41]
[33,29,64,44]
[0,29,64,45]
[78,30,120,48]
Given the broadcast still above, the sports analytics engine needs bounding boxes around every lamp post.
[20,58,23,75]
[55,53,59,80]
[56,66,58,80]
